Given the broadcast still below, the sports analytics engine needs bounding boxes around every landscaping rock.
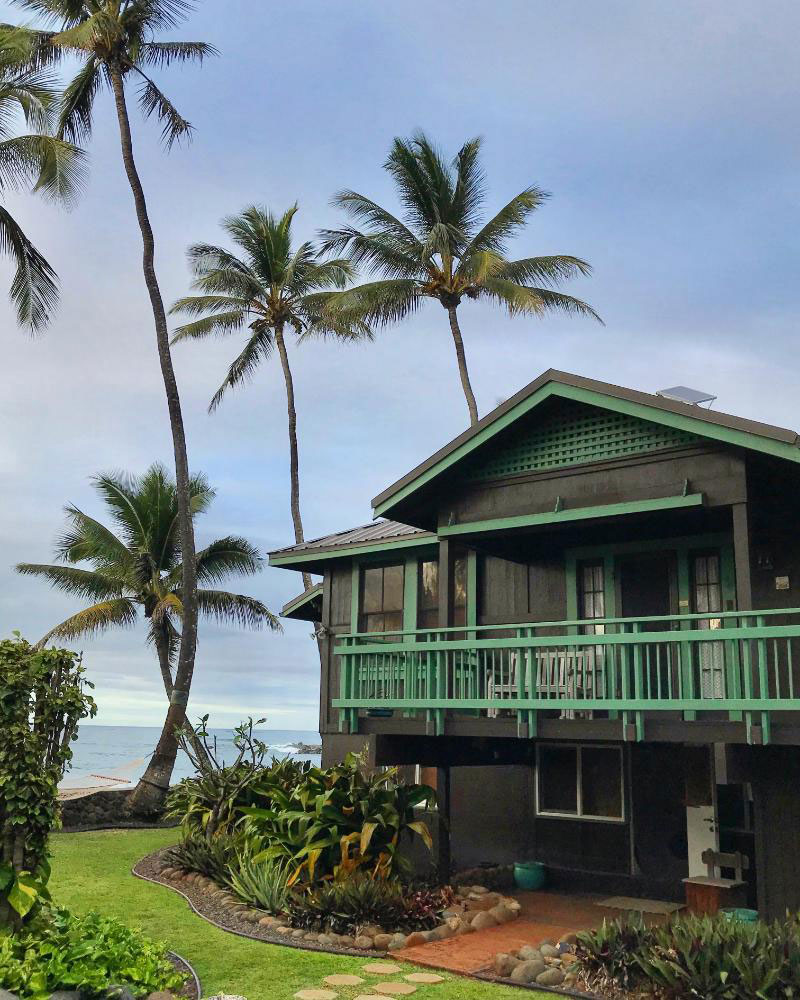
[404,931,428,947]
[317,933,335,946]
[471,885,489,894]
[258,915,277,927]
[276,925,291,934]
[48,994,83,1000]
[291,928,306,939]
[373,933,393,950]
[338,935,355,947]
[465,892,502,912]
[536,967,566,987]
[354,934,374,949]
[304,931,319,941]
[430,924,452,941]
[540,943,559,958]
[493,953,519,977]
[509,960,547,984]
[362,924,383,938]
[470,909,499,931]
[0,992,20,1000]
[104,988,135,1000]
[518,945,543,962]
[489,903,517,924]
[387,933,407,950]
[559,931,578,946]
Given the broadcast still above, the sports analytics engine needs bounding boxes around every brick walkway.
[395,891,611,975]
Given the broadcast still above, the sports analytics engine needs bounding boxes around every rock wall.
[58,788,176,831]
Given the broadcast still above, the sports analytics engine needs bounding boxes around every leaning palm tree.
[3,1,217,811]
[170,204,369,592]
[320,132,601,426]
[17,464,279,787]
[0,27,83,331]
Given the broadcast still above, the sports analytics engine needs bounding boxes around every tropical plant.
[163,832,237,885]
[0,905,184,998]
[16,465,279,790]
[0,27,83,331]
[170,204,369,591]
[0,635,95,927]
[4,0,217,812]
[574,912,800,999]
[401,884,458,931]
[241,752,436,884]
[166,716,298,839]
[288,875,405,935]
[226,852,290,915]
[320,131,601,426]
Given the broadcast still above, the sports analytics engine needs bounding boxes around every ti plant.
[0,635,95,926]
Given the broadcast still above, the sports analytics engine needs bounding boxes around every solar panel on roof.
[656,386,717,406]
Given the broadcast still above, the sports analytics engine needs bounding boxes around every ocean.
[61,725,322,789]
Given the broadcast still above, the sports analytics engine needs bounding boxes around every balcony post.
[733,502,759,741]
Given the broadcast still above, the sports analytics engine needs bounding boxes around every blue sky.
[1,0,799,730]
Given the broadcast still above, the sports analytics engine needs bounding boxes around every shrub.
[574,912,800,999]
[227,852,290,914]
[288,876,406,935]
[0,636,95,925]
[402,884,458,931]
[0,906,183,999]
[242,752,436,883]
[164,831,237,883]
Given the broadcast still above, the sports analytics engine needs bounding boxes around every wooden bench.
[683,849,750,914]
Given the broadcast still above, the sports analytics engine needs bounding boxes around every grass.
[49,829,544,1000]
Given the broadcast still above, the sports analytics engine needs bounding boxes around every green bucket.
[514,861,546,891]
[721,908,759,923]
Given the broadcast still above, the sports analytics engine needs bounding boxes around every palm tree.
[4,1,217,811]
[170,204,369,592]
[320,132,601,426]
[17,464,280,780]
[0,27,83,331]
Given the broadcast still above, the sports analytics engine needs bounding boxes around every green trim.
[350,562,360,633]
[269,534,436,568]
[280,583,323,618]
[403,554,418,631]
[439,494,705,538]
[374,381,800,518]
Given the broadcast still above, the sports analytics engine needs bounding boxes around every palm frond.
[495,255,592,287]
[0,204,58,332]
[450,136,485,236]
[478,278,604,322]
[460,187,547,259]
[16,562,125,600]
[320,279,421,328]
[317,227,421,280]
[138,40,218,68]
[56,505,136,572]
[208,330,273,411]
[194,536,263,585]
[57,55,100,144]
[329,190,424,255]
[29,133,85,205]
[170,308,248,343]
[134,67,192,148]
[197,589,281,631]
[36,597,139,647]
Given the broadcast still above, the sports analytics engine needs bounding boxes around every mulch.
[167,951,201,1000]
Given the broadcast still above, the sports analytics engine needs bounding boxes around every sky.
[1,0,799,732]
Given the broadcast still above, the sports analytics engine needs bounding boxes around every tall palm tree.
[4,1,217,811]
[320,132,601,426]
[0,27,83,331]
[170,204,369,592]
[16,464,279,779]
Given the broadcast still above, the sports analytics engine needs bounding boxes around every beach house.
[269,369,800,919]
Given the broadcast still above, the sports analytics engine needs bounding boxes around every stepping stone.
[363,962,402,974]
[294,992,338,1000]
[323,975,365,986]
[354,996,383,1000]
[373,985,417,996]
[404,973,444,984]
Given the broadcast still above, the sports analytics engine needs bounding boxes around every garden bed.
[168,951,202,1000]
[135,847,391,958]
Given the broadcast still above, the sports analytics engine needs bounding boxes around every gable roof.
[372,369,800,522]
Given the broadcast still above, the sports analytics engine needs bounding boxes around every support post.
[436,764,451,881]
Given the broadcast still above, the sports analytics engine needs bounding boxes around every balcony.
[333,609,800,743]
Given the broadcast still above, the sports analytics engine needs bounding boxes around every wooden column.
[436,764,451,880]
[732,502,753,610]
[435,539,454,877]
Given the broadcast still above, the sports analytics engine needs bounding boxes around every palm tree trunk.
[446,305,479,426]
[153,624,209,769]
[108,67,198,815]
[274,324,312,592]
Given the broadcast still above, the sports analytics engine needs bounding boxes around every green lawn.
[49,829,542,1000]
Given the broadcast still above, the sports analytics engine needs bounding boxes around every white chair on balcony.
[535,648,604,719]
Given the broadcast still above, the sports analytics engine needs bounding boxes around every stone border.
[132,851,388,959]
[133,849,604,999]
[168,950,202,1000]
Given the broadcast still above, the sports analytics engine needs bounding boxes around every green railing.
[333,609,800,743]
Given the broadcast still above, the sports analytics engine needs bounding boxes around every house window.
[579,561,606,634]
[416,554,468,629]
[693,553,722,622]
[359,563,404,633]
[418,559,439,629]
[536,743,624,822]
